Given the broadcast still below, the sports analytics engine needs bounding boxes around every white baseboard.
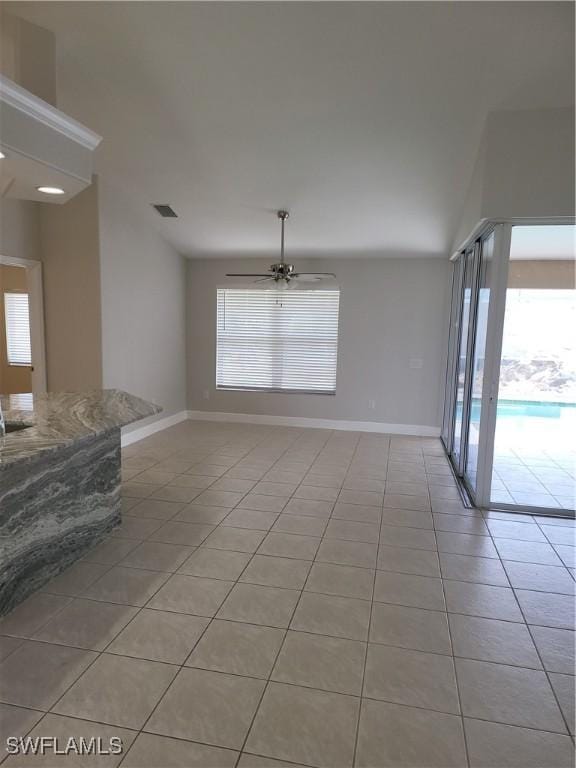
[186,410,440,437]
[121,409,441,446]
[121,410,189,447]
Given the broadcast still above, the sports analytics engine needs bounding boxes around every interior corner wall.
[0,12,57,105]
[453,107,575,251]
[98,179,187,425]
[482,108,575,221]
[39,179,103,391]
[452,134,487,252]
[186,257,450,432]
[0,199,41,262]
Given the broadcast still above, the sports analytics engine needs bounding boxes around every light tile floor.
[492,448,576,510]
[490,408,576,510]
[0,421,575,767]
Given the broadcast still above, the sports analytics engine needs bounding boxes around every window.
[4,292,32,366]
[216,288,340,393]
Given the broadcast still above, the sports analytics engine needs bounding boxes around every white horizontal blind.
[4,292,32,366]
[217,288,340,393]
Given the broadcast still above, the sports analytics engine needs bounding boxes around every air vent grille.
[153,204,178,218]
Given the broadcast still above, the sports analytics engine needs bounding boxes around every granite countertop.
[0,389,161,467]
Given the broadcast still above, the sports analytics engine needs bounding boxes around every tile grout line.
[351,432,389,768]
[482,512,575,743]
[439,526,473,768]
[4,679,573,744]
[234,427,354,766]
[223,428,335,767]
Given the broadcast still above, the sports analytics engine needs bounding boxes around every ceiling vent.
[153,204,178,218]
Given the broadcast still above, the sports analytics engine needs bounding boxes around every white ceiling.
[6,1,575,259]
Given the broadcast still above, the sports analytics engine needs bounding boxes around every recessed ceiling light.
[0,151,5,159]
[36,186,65,195]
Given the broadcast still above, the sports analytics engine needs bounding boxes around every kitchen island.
[0,390,160,615]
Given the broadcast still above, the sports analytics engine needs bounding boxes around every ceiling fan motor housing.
[270,263,295,279]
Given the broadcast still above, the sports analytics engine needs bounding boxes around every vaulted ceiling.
[6,1,575,258]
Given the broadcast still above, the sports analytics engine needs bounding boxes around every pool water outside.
[492,399,576,452]
[460,399,576,423]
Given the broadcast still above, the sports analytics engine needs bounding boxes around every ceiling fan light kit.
[226,210,336,288]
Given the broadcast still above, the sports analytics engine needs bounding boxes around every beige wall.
[0,199,41,262]
[0,12,56,105]
[186,257,450,431]
[39,180,103,391]
[0,264,31,394]
[98,179,187,423]
[0,192,103,393]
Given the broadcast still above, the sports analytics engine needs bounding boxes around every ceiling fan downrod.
[224,208,335,284]
[271,210,293,280]
[278,210,288,265]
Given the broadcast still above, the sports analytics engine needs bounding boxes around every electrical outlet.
[203,389,210,400]
[368,399,376,410]
[409,359,423,369]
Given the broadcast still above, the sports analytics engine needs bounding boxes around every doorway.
[1,265,32,393]
[0,256,46,396]
[491,225,575,511]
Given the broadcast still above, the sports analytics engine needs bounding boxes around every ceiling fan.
[226,210,336,287]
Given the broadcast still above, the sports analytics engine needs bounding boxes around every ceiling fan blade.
[255,276,275,282]
[225,274,272,277]
[292,273,337,277]
[291,273,338,284]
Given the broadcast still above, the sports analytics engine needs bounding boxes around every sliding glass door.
[464,231,494,494]
[443,221,575,516]
[451,245,477,471]
[441,256,463,450]
[443,230,498,505]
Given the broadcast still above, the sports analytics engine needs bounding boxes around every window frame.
[215,286,340,396]
[3,290,32,367]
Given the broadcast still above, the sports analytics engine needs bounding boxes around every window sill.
[216,386,336,396]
